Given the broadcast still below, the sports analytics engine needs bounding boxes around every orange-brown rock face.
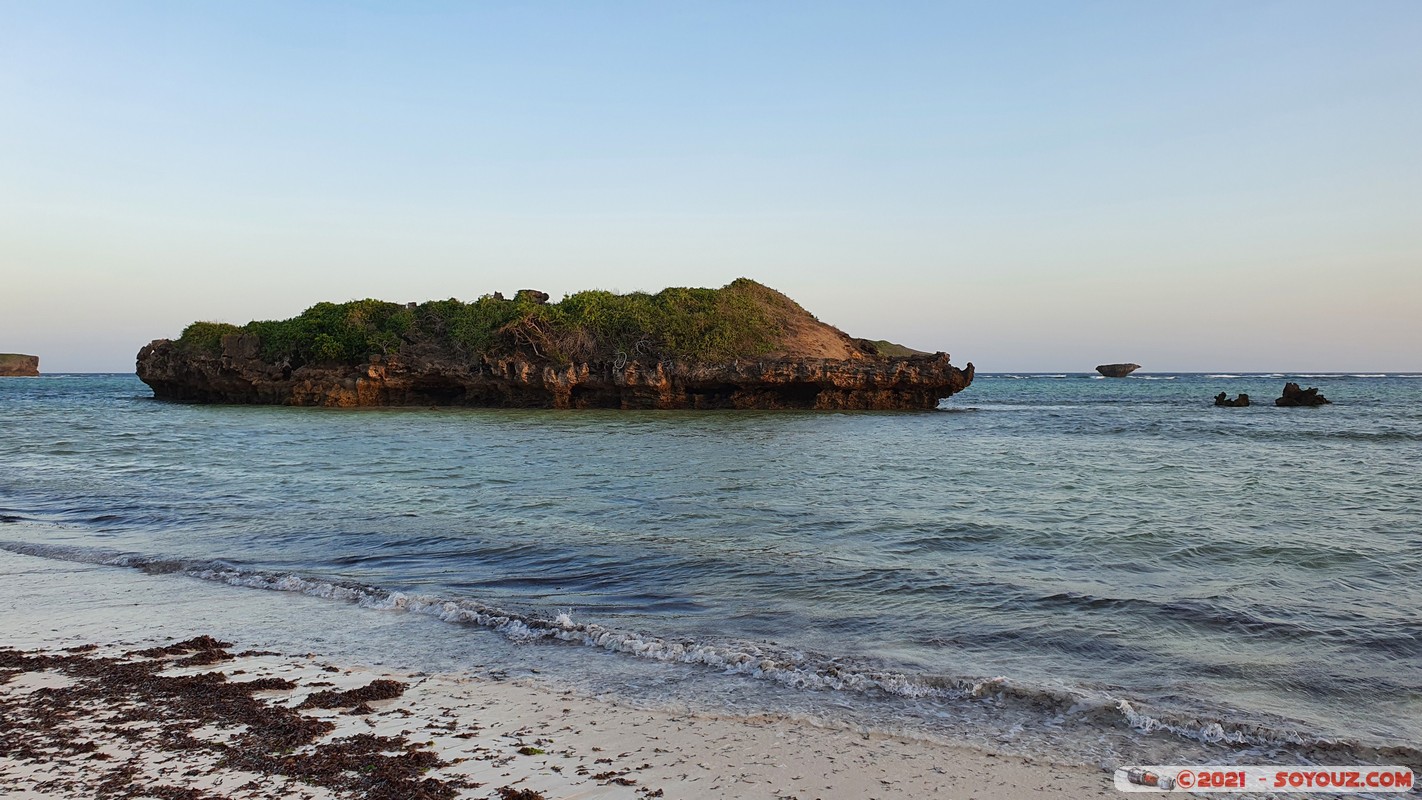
[137,334,973,410]
[0,353,39,377]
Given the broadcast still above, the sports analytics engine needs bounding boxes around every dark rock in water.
[1096,363,1141,378]
[0,353,39,377]
[1276,382,1330,407]
[1214,392,1250,407]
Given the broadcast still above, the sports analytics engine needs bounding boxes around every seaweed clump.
[0,639,469,800]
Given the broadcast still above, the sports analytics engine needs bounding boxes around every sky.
[2,1,1420,372]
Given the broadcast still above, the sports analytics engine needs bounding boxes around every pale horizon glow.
[3,1,1420,373]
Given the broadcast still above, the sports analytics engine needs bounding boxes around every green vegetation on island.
[176,279,813,367]
[860,340,929,357]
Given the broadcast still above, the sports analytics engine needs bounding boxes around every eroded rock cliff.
[0,353,39,377]
[137,335,972,410]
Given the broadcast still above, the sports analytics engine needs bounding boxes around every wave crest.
[3,539,1416,766]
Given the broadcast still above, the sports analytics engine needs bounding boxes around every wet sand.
[0,548,1112,799]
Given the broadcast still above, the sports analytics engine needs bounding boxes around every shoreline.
[1,636,1112,800]
[0,548,1113,799]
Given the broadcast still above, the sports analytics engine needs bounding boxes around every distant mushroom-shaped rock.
[1275,383,1330,407]
[1214,392,1250,407]
[1096,363,1141,378]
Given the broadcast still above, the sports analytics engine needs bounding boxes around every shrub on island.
[177,278,797,367]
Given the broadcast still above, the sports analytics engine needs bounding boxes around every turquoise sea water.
[1,372,1418,768]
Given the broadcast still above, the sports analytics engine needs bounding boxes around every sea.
[1,372,1418,773]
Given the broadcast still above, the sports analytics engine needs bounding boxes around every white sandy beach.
[0,548,1112,800]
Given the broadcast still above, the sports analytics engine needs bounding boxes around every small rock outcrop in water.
[136,280,973,410]
[1096,363,1141,378]
[1214,392,1250,407]
[0,353,39,377]
[1275,382,1330,407]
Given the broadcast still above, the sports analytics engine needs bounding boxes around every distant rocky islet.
[1095,363,1141,378]
[0,354,39,377]
[1275,382,1331,407]
[1214,382,1332,408]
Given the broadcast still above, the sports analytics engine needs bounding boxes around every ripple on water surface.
[0,373,1418,767]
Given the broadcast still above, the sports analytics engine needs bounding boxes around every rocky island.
[0,353,39,377]
[1095,363,1141,378]
[136,279,973,410]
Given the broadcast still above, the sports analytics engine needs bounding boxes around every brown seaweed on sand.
[0,640,469,800]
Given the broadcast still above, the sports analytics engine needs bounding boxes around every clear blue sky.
[3,1,1419,372]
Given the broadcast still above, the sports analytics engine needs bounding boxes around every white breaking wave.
[0,539,1388,758]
